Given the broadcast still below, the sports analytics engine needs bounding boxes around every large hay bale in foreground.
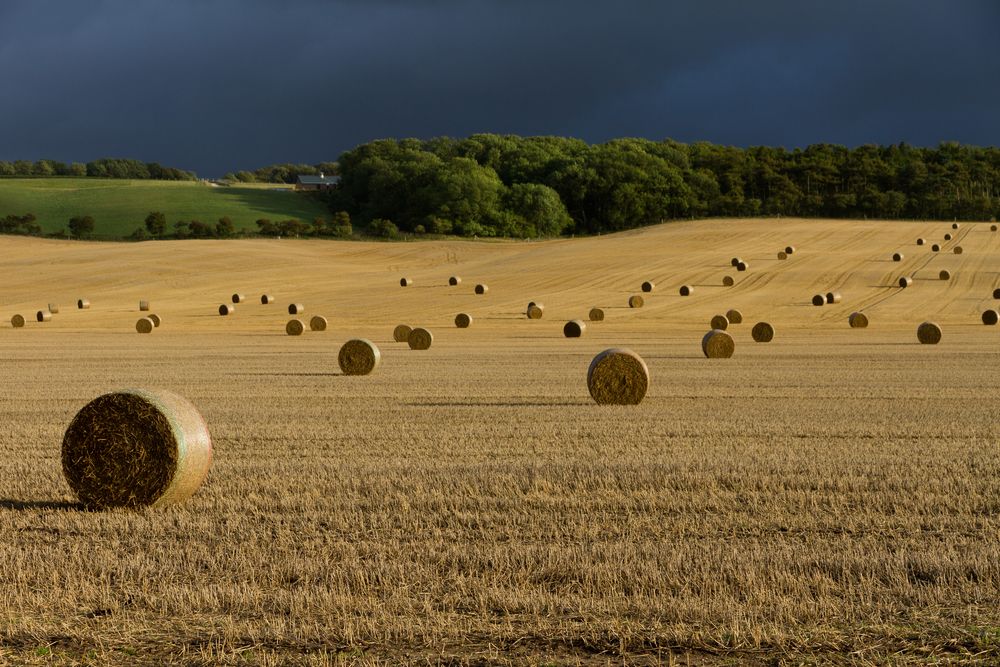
[898,276,913,288]
[148,314,161,327]
[139,300,150,311]
[702,329,735,358]
[454,313,472,328]
[587,348,649,405]
[338,339,381,375]
[526,303,545,319]
[11,314,24,328]
[77,299,90,309]
[36,310,51,322]
[784,246,796,255]
[231,293,245,304]
[722,276,734,287]
[474,284,488,295]
[48,303,59,314]
[710,314,729,330]
[931,244,940,252]
[393,324,412,342]
[917,321,942,344]
[751,321,774,342]
[288,303,304,315]
[309,315,328,331]
[983,310,1000,325]
[939,270,951,281]
[629,295,644,308]
[285,319,305,336]
[400,278,412,287]
[261,294,273,304]
[892,252,903,262]
[218,304,234,316]
[812,294,825,306]
[449,276,461,286]
[725,308,743,324]
[917,238,925,245]
[61,388,212,509]
[680,285,693,296]
[641,281,655,293]
[407,327,433,350]
[136,317,154,334]
[737,261,748,272]
[563,320,586,337]
[589,307,605,321]
[848,312,869,328]
[826,292,842,304]
[954,246,963,254]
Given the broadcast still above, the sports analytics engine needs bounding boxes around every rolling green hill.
[0,178,331,238]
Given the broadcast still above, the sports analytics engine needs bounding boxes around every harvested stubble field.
[3,218,1000,666]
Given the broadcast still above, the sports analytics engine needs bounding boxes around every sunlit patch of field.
[1,218,999,665]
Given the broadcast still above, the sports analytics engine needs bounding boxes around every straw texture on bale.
[407,327,433,350]
[288,303,304,315]
[702,329,735,359]
[680,285,693,296]
[785,246,796,255]
[589,307,605,322]
[587,348,649,406]
[261,294,273,304]
[139,300,150,311]
[931,244,940,252]
[400,278,412,287]
[777,251,787,260]
[148,313,161,327]
[917,238,925,245]
[393,324,412,342]
[136,317,154,334]
[722,276,734,287]
[61,388,212,509]
[641,281,655,293]
[826,292,842,304]
[454,313,472,328]
[36,310,51,322]
[309,315,328,331]
[48,303,59,314]
[77,299,90,309]
[218,304,233,316]
[11,314,24,328]
[474,284,488,294]
[725,309,743,324]
[563,319,586,337]
[848,312,869,328]
[954,246,963,254]
[751,321,774,343]
[898,276,913,288]
[892,252,903,262]
[231,293,244,304]
[285,319,305,336]
[338,339,381,376]
[527,305,544,320]
[983,309,1000,326]
[731,257,741,267]
[917,321,942,344]
[737,261,748,271]
[939,270,951,281]
[628,295,644,308]
[812,294,825,306]
[710,314,729,331]
[448,276,461,286]
[944,233,952,241]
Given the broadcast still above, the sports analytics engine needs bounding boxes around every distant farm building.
[296,173,340,191]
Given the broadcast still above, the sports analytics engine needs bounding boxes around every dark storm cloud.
[1,0,997,176]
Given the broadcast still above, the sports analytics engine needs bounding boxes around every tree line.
[0,158,195,180]
[223,162,339,184]
[327,135,1000,238]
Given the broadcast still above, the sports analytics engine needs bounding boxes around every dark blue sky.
[1,0,997,177]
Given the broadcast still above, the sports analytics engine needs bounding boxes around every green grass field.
[0,178,331,238]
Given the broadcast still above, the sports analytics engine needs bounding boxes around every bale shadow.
[406,401,593,407]
[237,372,344,377]
[0,499,81,511]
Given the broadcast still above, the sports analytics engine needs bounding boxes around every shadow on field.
[0,499,81,511]
[236,372,344,377]
[406,401,592,407]
[208,187,325,220]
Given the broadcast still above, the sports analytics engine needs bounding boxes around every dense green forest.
[328,135,1000,238]
[0,158,195,180]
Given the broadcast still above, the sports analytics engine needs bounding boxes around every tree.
[68,215,95,238]
[368,218,399,238]
[503,183,573,237]
[216,216,235,237]
[145,211,167,237]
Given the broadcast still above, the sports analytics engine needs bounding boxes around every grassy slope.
[0,178,330,238]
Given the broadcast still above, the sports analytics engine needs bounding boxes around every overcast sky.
[1,1,997,176]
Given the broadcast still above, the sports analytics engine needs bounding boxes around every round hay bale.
[722,276,734,287]
[285,319,304,336]
[148,313,161,327]
[954,246,963,255]
[725,308,743,324]
[939,270,951,281]
[952,222,960,230]
[983,309,1000,326]
[393,324,412,342]
[454,313,472,328]
[992,224,998,232]
[475,284,488,295]
[898,276,913,288]
[848,312,869,328]
[309,315,328,331]
[218,304,234,316]
[628,295,644,308]
[231,293,245,304]
[731,257,741,267]
[563,319,586,337]
[448,276,461,286]
[587,348,648,406]
[784,246,796,255]
[136,317,154,334]
[11,314,24,328]
[261,294,273,304]
[36,310,51,323]
[400,278,412,287]
[589,307,605,322]
[139,300,150,311]
[916,238,925,245]
[751,321,774,343]
[892,252,903,261]
[994,288,1000,300]
[944,233,953,241]
[917,321,942,344]
[710,314,729,330]
[702,329,735,359]
[527,305,544,320]
[61,388,212,509]
[680,285,693,296]
[48,303,59,314]
[288,303,304,315]
[826,292,842,304]
[338,339,381,375]
[737,261,748,272]
[77,299,90,309]
[777,251,787,260]
[407,327,433,350]
[812,294,825,306]
[641,281,655,293]
[931,244,940,252]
